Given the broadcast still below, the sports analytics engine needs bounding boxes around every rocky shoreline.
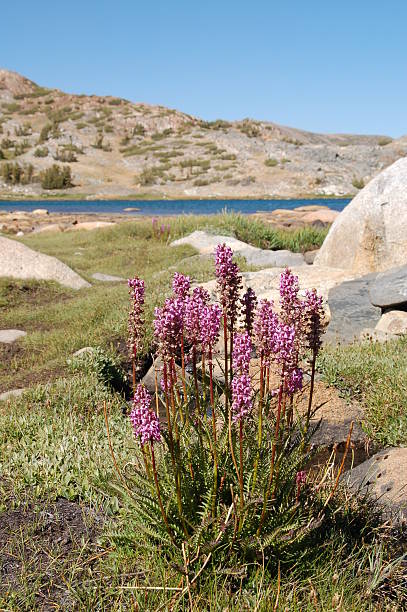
[0,204,338,236]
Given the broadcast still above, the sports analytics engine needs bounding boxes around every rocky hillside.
[0,68,405,199]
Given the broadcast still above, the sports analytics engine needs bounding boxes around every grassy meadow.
[1,214,406,609]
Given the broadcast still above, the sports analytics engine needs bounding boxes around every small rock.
[304,249,319,265]
[92,272,125,282]
[344,447,407,521]
[72,346,95,358]
[32,224,64,234]
[375,310,407,335]
[0,329,27,343]
[369,265,407,309]
[69,222,116,231]
[0,388,26,401]
[16,231,24,236]
[32,209,49,215]
[171,230,305,267]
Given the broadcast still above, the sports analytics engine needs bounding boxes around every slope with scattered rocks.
[0,69,406,200]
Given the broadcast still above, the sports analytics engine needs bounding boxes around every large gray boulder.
[171,230,305,267]
[315,158,407,274]
[345,447,407,520]
[324,273,381,343]
[369,264,407,309]
[0,236,90,289]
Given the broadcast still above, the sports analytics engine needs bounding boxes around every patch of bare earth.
[0,498,105,610]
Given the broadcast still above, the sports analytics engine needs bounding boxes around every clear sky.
[2,0,406,136]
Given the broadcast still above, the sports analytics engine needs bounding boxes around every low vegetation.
[1,216,406,608]
[40,164,73,189]
[319,335,407,446]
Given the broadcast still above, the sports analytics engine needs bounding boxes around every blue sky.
[2,0,406,136]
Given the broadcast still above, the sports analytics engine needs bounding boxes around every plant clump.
[110,246,356,594]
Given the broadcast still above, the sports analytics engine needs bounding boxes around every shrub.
[53,148,77,162]
[352,177,365,189]
[264,157,278,167]
[40,164,73,189]
[378,137,392,146]
[133,123,146,136]
[238,120,260,138]
[38,122,60,143]
[0,162,34,184]
[68,347,127,394]
[34,147,49,158]
[92,134,112,151]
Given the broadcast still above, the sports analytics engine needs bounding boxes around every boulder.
[0,236,90,289]
[375,310,407,335]
[32,224,64,234]
[0,329,27,343]
[315,158,407,274]
[72,346,95,358]
[171,230,305,267]
[344,447,407,520]
[369,265,407,309]
[32,208,49,215]
[0,388,26,401]
[92,272,125,282]
[68,222,116,231]
[324,274,382,343]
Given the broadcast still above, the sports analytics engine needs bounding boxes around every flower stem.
[257,376,284,535]
[150,443,175,544]
[252,358,264,495]
[238,420,245,531]
[209,351,218,517]
[306,350,317,428]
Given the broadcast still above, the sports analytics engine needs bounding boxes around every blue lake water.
[0,198,350,216]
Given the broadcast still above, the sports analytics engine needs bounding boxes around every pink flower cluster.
[232,331,252,374]
[128,276,145,359]
[200,303,222,356]
[232,331,253,422]
[231,373,253,422]
[253,299,278,365]
[154,297,184,359]
[184,287,210,344]
[304,288,324,352]
[130,384,161,445]
[172,272,191,299]
[215,244,242,325]
[241,287,257,335]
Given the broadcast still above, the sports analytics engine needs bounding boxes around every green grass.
[1,374,405,609]
[0,215,328,392]
[319,335,407,446]
[1,215,407,608]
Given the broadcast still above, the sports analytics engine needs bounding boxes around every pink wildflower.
[130,384,161,445]
[231,373,253,422]
[172,272,191,299]
[232,331,252,374]
[128,276,145,360]
[154,297,184,359]
[241,287,257,335]
[215,244,242,329]
[200,303,222,356]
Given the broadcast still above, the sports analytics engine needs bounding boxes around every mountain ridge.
[0,69,405,199]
